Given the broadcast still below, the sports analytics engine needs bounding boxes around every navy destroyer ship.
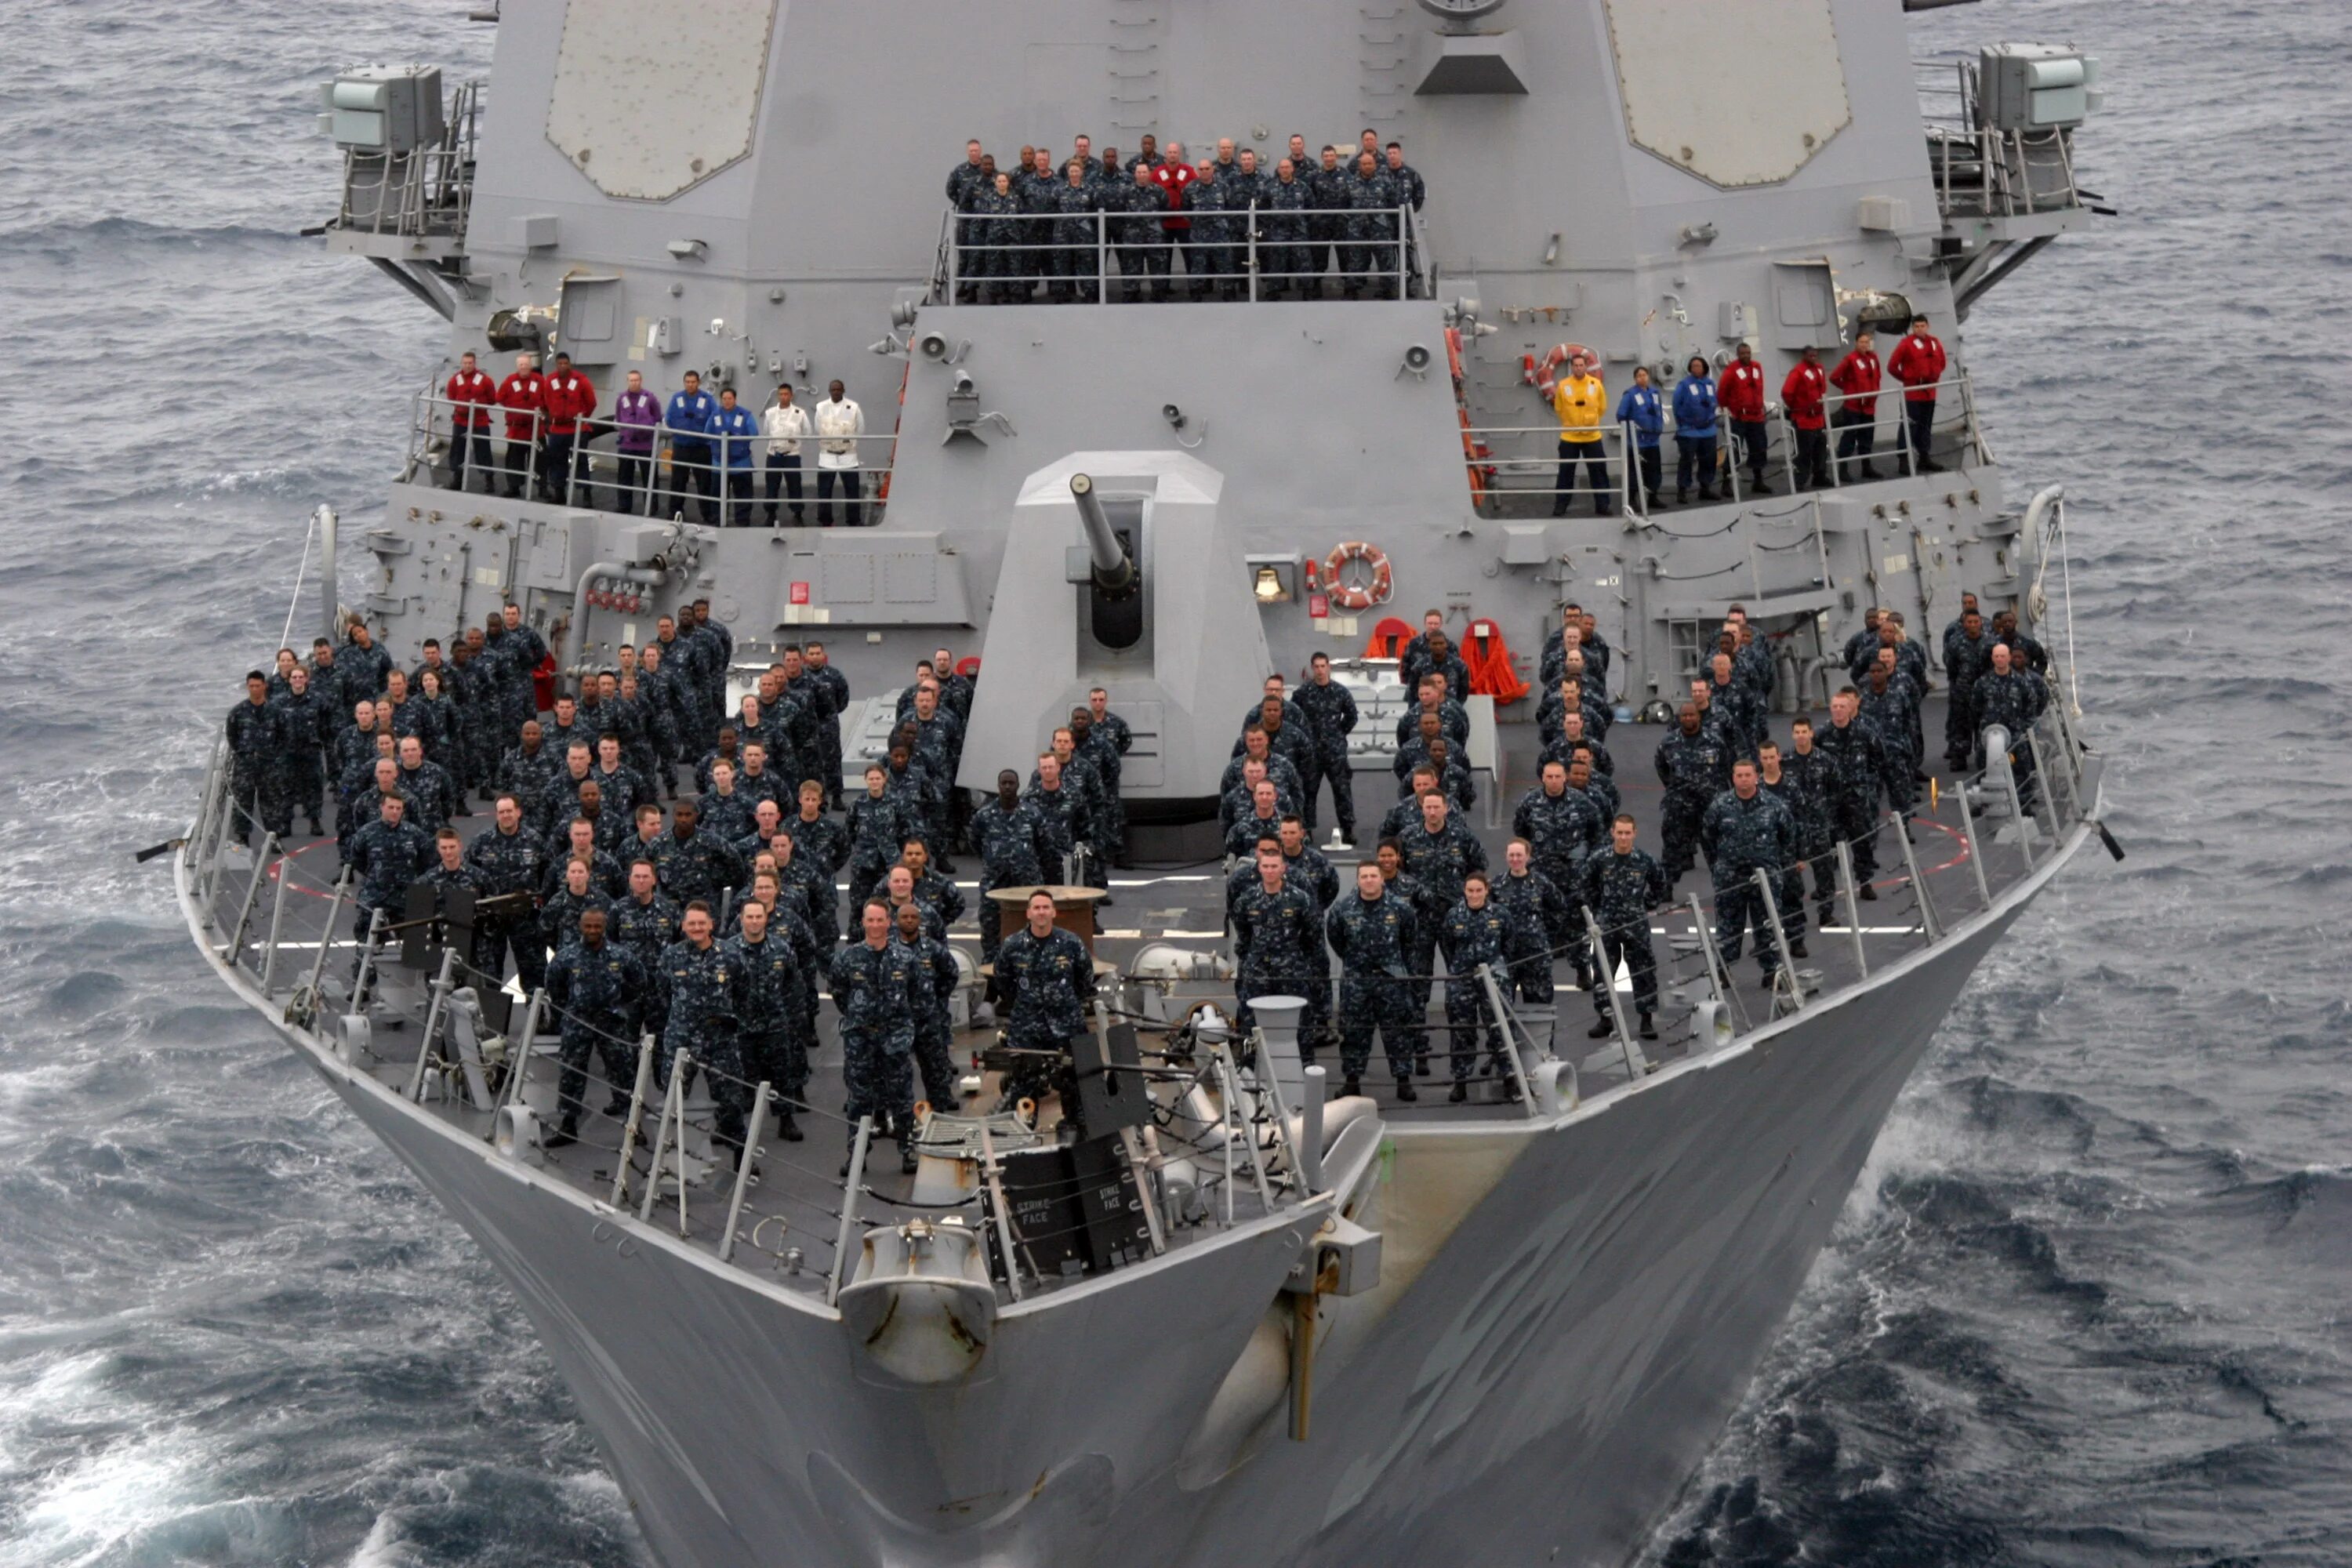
[170,2,2114,1563]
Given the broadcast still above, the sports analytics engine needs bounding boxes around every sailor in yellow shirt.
[1548,350,1613,517]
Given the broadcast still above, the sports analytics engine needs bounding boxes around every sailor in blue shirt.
[662,370,719,524]
[1616,366,1665,512]
[703,387,760,528]
[1671,355,1720,503]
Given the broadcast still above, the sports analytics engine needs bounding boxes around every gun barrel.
[1069,473,1134,593]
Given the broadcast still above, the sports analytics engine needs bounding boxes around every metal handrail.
[408,390,897,525]
[934,205,1432,304]
[332,79,481,240]
[1462,368,1982,514]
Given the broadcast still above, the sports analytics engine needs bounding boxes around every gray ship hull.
[177,815,2089,1568]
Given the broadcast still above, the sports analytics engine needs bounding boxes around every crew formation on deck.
[944,129,1428,304]
[222,590,2050,1168]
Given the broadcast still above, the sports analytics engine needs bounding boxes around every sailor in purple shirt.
[611,369,661,515]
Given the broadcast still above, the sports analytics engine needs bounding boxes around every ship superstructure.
[172,3,2113,1563]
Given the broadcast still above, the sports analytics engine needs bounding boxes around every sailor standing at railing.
[1383,141,1425,298]
[542,353,596,504]
[1581,816,1667,1042]
[1886,314,1948,472]
[893,902,962,1117]
[1774,722,1840,938]
[270,665,332,839]
[811,380,864,528]
[1781,346,1831,492]
[608,370,659,516]
[1438,873,1520,1101]
[443,350,495,495]
[1232,843,1327,1047]
[1754,742,1813,961]
[1547,350,1610,517]
[724,898,808,1144]
[1971,642,2049,809]
[345,792,432,996]
[705,387,759,528]
[650,903,753,1171]
[1703,766,1788,987]
[832,901,924,1174]
[1815,690,1889,896]
[1494,839,1570,1012]
[1830,332,1885,481]
[1616,367,1665,512]
[759,384,809,526]
[540,906,644,1148]
[226,671,289,848]
[1340,151,1399,301]
[495,352,544,501]
[1672,356,1720,503]
[662,371,718,524]
[1719,343,1770,495]
[1327,860,1421,1102]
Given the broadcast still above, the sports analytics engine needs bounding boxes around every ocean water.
[2,2,2347,1565]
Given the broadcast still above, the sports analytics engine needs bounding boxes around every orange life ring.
[1534,341,1596,397]
[1323,542,1393,612]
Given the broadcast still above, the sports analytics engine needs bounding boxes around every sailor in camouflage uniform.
[345,792,434,997]
[1437,872,1515,1098]
[226,672,289,845]
[463,792,546,992]
[1580,816,1668,1039]
[970,771,1068,967]
[650,904,753,1163]
[1294,652,1359,844]
[1341,151,1400,299]
[542,906,645,1145]
[1230,845,1328,1053]
[894,902,963,1113]
[1756,740,1817,958]
[846,764,917,908]
[1326,862,1421,1099]
[832,902,924,1173]
[610,860,683,970]
[1815,688,1890,891]
[1972,641,2049,809]
[723,898,808,1142]
[1700,760,1798,983]
[269,666,332,837]
[993,888,1096,1110]
[1494,839,1570,1011]
[1653,703,1730,882]
[1396,792,1486,1064]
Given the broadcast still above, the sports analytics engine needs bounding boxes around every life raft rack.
[1320,542,1394,612]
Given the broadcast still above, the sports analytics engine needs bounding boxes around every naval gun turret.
[960,452,1272,829]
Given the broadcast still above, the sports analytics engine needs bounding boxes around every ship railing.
[1915,55,2085,223]
[331,78,481,241]
[405,392,898,528]
[927,205,1436,306]
[1459,371,1984,520]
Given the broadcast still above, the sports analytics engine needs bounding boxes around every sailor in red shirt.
[1780,344,1831,490]
[1828,330,1884,481]
[442,350,495,495]
[495,351,546,500]
[540,352,597,504]
[1151,140,1196,292]
[1885,314,1948,473]
[1719,342,1772,493]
